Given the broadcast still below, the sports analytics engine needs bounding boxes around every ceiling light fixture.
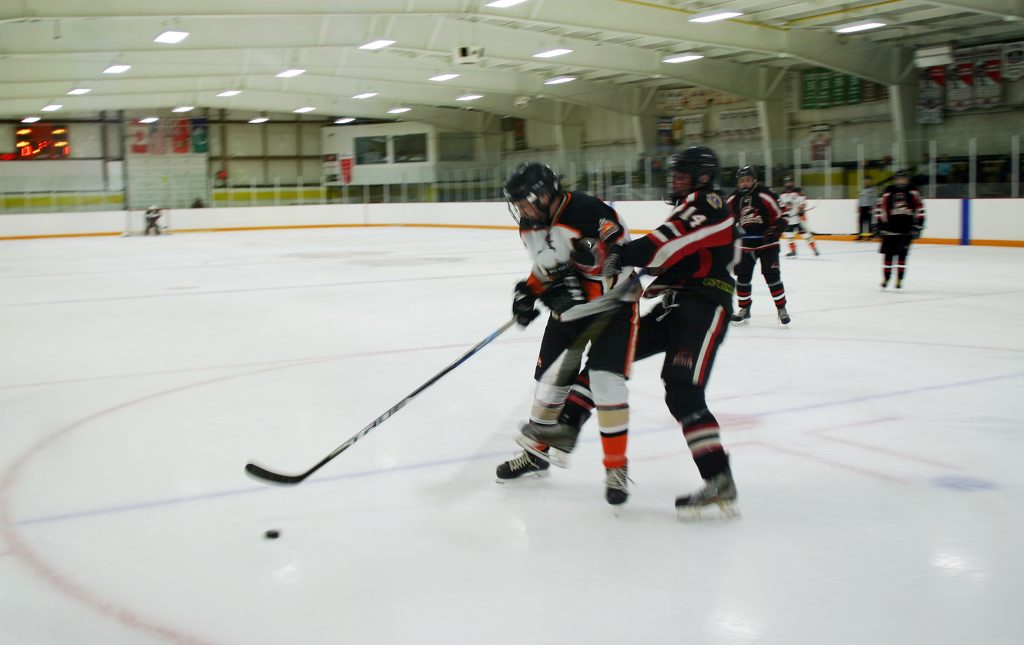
[276,69,306,78]
[294,106,316,113]
[533,48,572,58]
[66,88,91,95]
[139,117,159,124]
[248,116,269,124]
[22,116,41,123]
[41,104,62,112]
[352,92,378,99]
[103,65,132,74]
[689,11,743,23]
[429,73,460,82]
[387,107,411,114]
[663,53,704,63]
[216,90,242,97]
[172,106,194,113]
[154,30,189,44]
[543,76,576,85]
[833,20,886,33]
[334,117,356,124]
[359,39,396,50]
[485,0,528,7]
[456,94,484,101]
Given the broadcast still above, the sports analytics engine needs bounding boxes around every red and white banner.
[917,65,945,124]
[947,48,974,112]
[973,44,1002,108]
[340,157,354,184]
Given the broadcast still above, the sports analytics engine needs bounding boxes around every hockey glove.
[570,237,608,276]
[601,244,624,279]
[912,225,923,240]
[512,281,540,327]
[540,275,586,316]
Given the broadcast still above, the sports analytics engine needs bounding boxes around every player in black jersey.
[563,147,740,518]
[876,169,925,289]
[494,162,640,505]
[727,166,790,325]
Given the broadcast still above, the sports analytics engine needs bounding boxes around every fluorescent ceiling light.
[248,117,269,124]
[359,39,396,50]
[689,11,743,23]
[294,106,316,113]
[663,53,704,63]
[533,48,572,58]
[154,30,189,44]
[388,107,411,113]
[41,104,62,112]
[172,106,194,113]
[352,92,378,99]
[103,65,131,74]
[429,73,460,81]
[66,88,91,95]
[276,68,306,78]
[833,20,886,33]
[216,90,241,97]
[139,117,159,124]
[485,0,528,7]
[22,116,41,123]
[544,76,576,85]
[456,94,484,101]
[334,117,356,124]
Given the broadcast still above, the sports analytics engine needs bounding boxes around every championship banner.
[947,48,974,112]
[129,119,149,154]
[672,114,704,146]
[974,44,1002,108]
[340,157,353,184]
[190,118,209,153]
[917,66,945,124]
[718,108,760,140]
[808,124,832,162]
[1003,42,1024,81]
[656,117,673,152]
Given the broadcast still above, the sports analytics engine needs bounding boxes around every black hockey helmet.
[504,162,561,225]
[894,168,910,179]
[665,146,719,202]
[783,175,794,184]
[736,165,758,194]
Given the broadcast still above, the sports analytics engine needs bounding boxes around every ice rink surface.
[1,226,1022,645]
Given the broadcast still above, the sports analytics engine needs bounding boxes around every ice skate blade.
[515,434,571,468]
[675,501,741,522]
[495,469,550,484]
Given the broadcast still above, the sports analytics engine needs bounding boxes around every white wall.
[1,198,1015,244]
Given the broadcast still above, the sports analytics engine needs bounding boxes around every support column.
[756,67,788,188]
[888,49,919,171]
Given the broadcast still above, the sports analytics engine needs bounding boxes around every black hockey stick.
[245,318,517,485]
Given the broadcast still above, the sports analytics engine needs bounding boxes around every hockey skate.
[516,421,579,468]
[785,250,796,258]
[496,450,550,483]
[777,306,791,325]
[730,307,751,325]
[880,277,889,289]
[605,464,629,505]
[675,469,739,520]
[896,278,903,289]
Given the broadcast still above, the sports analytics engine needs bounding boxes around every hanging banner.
[672,114,705,146]
[129,119,149,154]
[718,108,760,140]
[190,118,209,153]
[917,66,945,124]
[947,48,974,112]
[1003,42,1024,81]
[974,44,1002,108]
[340,157,354,184]
[808,124,832,162]
[172,118,191,153]
[656,117,673,152]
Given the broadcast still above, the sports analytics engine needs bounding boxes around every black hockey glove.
[570,237,608,276]
[540,274,586,316]
[601,244,624,279]
[912,225,923,240]
[512,281,540,327]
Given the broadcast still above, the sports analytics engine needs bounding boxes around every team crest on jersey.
[598,218,618,241]
[706,193,723,209]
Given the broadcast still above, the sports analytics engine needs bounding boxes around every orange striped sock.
[601,432,628,469]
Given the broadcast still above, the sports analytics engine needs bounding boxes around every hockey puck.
[264,529,280,540]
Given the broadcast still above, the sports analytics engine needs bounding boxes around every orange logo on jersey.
[598,218,619,241]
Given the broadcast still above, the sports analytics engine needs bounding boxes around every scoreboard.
[15,124,70,158]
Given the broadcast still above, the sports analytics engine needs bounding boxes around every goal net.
[122,208,173,236]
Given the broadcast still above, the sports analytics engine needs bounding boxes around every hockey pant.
[531,303,638,468]
[879,234,913,283]
[784,221,817,253]
[735,245,786,311]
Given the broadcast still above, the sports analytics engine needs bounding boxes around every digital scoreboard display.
[15,124,69,158]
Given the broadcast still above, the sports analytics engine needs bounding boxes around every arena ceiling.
[1,0,1023,124]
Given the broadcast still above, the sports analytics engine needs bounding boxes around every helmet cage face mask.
[504,163,559,226]
[736,166,757,193]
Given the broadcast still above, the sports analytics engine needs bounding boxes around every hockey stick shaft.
[245,318,517,485]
